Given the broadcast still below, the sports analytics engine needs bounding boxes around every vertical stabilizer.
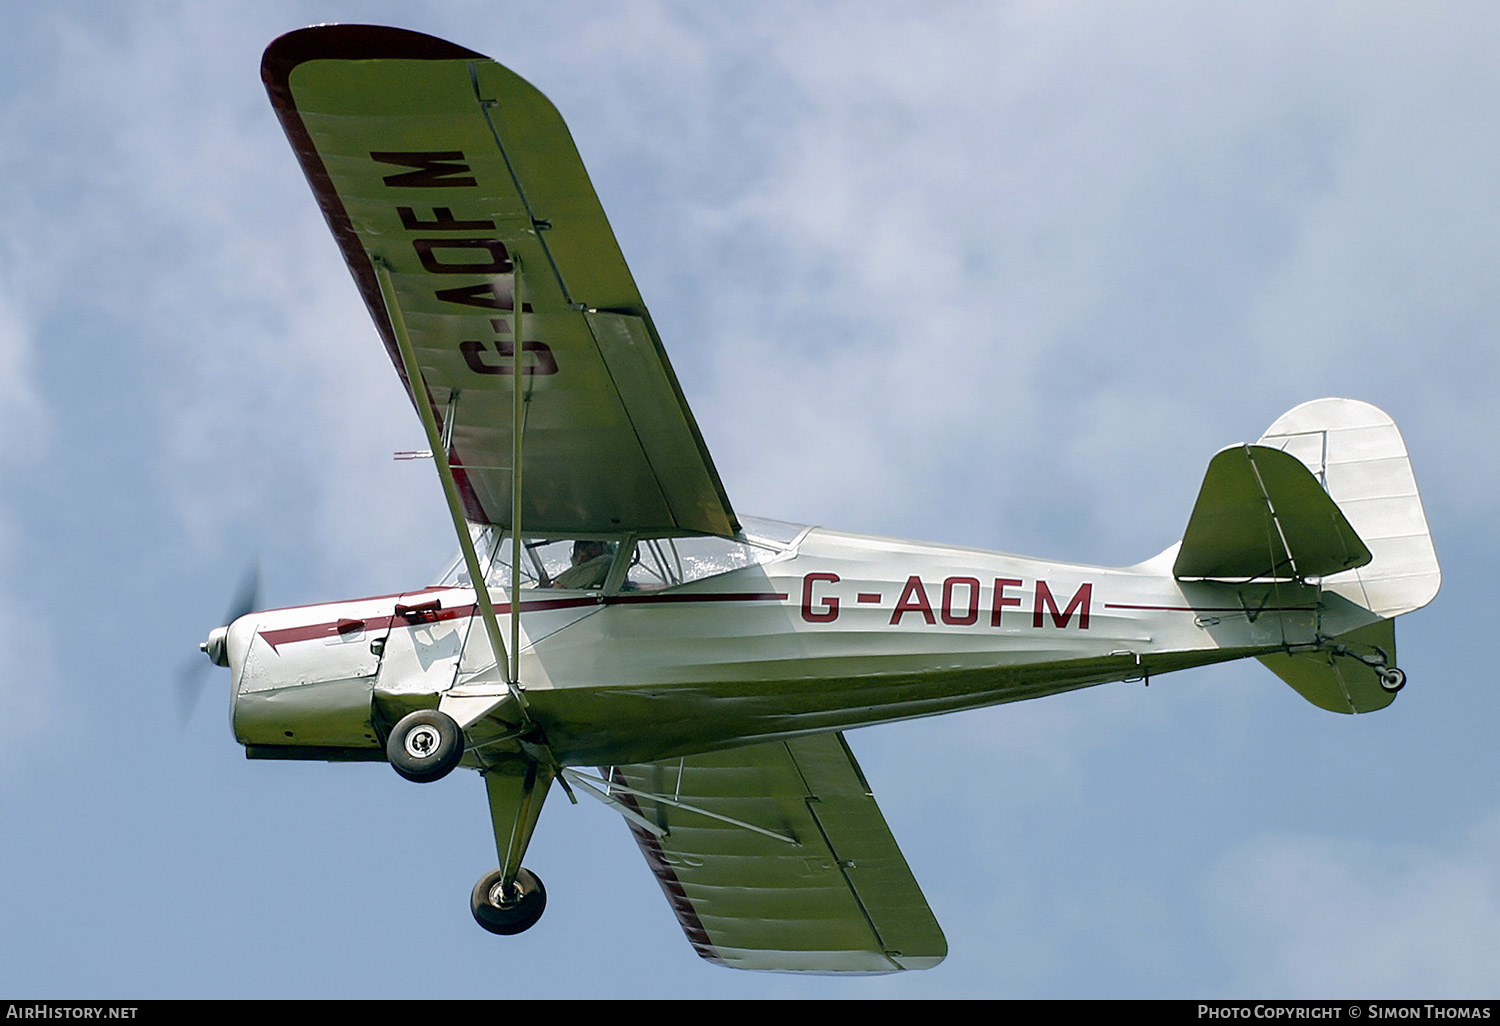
[1257,399,1439,618]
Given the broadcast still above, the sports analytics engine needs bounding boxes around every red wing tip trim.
[262,24,485,80]
[259,24,495,525]
[606,768,724,966]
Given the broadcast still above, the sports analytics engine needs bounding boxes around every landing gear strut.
[1319,639,1408,696]
[1352,644,1407,694]
[471,867,547,935]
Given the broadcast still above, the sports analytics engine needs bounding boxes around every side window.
[624,536,779,590]
[533,539,618,591]
[454,536,619,591]
[674,536,769,581]
[627,539,683,590]
[434,525,498,587]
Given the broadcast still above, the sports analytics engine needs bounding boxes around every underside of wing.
[1174,444,1372,581]
[262,25,736,538]
[600,732,946,974]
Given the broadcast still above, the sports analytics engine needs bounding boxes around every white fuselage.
[224,523,1375,766]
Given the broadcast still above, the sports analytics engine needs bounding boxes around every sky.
[1,0,1498,1000]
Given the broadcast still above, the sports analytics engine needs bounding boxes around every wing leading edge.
[602,732,947,974]
[262,25,736,538]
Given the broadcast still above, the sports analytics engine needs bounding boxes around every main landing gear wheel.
[1379,667,1407,694]
[470,867,546,935]
[387,709,463,783]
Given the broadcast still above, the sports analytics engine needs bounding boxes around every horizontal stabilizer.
[1257,619,1397,714]
[1174,444,1372,581]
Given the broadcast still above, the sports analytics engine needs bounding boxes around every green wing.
[263,25,736,538]
[604,732,947,973]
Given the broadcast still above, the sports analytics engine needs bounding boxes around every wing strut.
[372,259,530,727]
[561,767,802,846]
[507,259,525,688]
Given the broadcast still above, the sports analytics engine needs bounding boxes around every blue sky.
[1,0,1498,999]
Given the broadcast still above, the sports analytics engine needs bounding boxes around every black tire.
[387,709,463,783]
[1379,667,1407,694]
[470,867,546,935]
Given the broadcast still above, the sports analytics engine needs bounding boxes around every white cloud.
[630,2,1500,565]
[0,283,50,772]
[15,6,457,595]
[1208,812,1500,995]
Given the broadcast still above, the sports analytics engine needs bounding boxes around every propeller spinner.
[181,563,262,723]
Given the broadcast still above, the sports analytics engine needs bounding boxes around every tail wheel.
[471,867,546,935]
[387,709,464,782]
[1379,667,1407,694]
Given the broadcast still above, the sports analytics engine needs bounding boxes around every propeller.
[178,562,262,727]
[222,563,263,632]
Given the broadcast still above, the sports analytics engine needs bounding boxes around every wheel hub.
[488,879,522,908]
[404,724,440,760]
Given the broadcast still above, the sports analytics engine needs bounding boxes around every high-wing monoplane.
[200,24,1441,974]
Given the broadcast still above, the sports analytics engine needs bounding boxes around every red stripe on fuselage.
[256,591,789,653]
[1103,602,1317,613]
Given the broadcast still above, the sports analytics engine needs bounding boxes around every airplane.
[199,23,1441,974]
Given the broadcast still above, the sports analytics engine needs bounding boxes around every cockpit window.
[434,519,806,592]
[623,532,791,591]
[434,530,619,591]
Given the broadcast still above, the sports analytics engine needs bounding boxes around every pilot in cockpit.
[548,539,615,590]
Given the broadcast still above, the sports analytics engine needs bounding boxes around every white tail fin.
[1257,398,1439,618]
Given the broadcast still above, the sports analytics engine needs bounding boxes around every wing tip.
[263,24,486,84]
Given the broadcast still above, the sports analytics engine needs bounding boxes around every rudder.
[1256,398,1440,618]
